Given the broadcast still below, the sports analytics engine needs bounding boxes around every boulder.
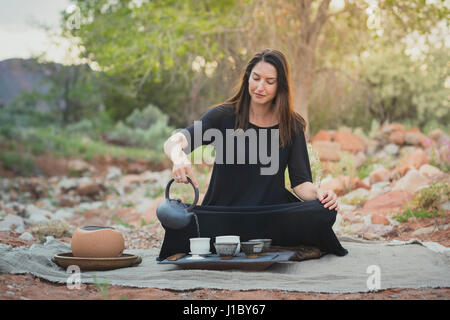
[419,164,443,178]
[383,143,399,156]
[412,226,435,236]
[371,213,390,225]
[320,176,370,196]
[106,167,122,180]
[68,159,94,174]
[353,152,367,169]
[333,130,366,154]
[19,232,35,241]
[404,128,427,146]
[392,169,430,194]
[342,188,370,202]
[0,214,25,232]
[369,167,391,185]
[76,181,105,197]
[320,176,348,196]
[381,123,405,134]
[58,178,79,193]
[312,130,332,143]
[365,139,379,156]
[311,141,341,162]
[25,204,52,223]
[428,129,443,142]
[396,148,429,171]
[379,123,405,145]
[389,130,405,145]
[362,190,414,215]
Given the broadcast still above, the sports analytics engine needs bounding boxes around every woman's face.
[248,61,278,106]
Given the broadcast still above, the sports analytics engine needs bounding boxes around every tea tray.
[158,251,295,271]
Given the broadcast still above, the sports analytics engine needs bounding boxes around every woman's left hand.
[317,189,339,211]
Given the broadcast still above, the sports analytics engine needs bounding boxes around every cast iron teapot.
[156,176,199,229]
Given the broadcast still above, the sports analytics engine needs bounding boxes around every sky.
[0,0,76,64]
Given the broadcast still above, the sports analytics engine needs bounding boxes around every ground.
[0,155,449,300]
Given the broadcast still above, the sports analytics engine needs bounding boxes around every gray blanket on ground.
[1,236,449,293]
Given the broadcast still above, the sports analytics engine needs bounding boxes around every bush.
[394,182,449,222]
[0,151,36,176]
[106,104,174,150]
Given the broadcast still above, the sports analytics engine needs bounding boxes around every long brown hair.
[223,48,306,148]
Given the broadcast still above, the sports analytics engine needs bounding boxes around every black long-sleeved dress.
[157,104,348,260]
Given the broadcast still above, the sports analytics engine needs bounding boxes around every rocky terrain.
[0,123,448,300]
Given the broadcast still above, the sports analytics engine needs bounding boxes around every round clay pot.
[71,226,125,258]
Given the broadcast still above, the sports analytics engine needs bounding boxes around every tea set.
[188,235,272,260]
[54,176,272,271]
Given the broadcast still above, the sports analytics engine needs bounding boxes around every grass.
[394,208,443,223]
[0,126,167,176]
[111,216,135,229]
[26,127,165,163]
[93,276,111,300]
[341,195,369,207]
[0,151,36,176]
[394,182,449,223]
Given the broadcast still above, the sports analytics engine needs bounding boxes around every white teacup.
[189,237,211,255]
[215,235,240,255]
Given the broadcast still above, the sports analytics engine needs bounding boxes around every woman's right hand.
[172,157,199,188]
[164,132,199,188]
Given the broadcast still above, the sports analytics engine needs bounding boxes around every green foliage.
[360,45,449,130]
[106,104,174,150]
[0,151,36,176]
[394,208,442,223]
[65,110,115,137]
[93,276,111,300]
[0,91,57,136]
[330,152,358,178]
[357,157,377,180]
[341,195,369,207]
[414,182,449,212]
[111,216,135,229]
[308,143,323,187]
[284,143,323,194]
[30,220,74,238]
[394,182,449,222]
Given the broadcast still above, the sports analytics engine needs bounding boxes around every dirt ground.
[1,273,449,300]
[1,155,449,300]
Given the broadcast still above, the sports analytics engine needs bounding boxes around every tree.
[61,0,247,126]
[61,0,449,135]
[230,0,448,136]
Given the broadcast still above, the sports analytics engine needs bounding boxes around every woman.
[159,48,347,260]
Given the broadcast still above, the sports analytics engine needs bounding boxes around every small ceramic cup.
[215,235,240,255]
[189,237,211,255]
[249,239,272,255]
[241,241,264,259]
[214,242,238,260]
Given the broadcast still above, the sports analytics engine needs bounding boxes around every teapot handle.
[165,176,199,212]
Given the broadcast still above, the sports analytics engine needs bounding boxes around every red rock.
[389,131,405,145]
[311,141,341,162]
[127,163,146,174]
[76,181,104,197]
[320,176,349,196]
[369,168,391,184]
[381,123,405,134]
[333,131,366,154]
[371,213,390,225]
[351,177,371,190]
[362,190,414,215]
[404,128,427,146]
[396,149,429,171]
[312,130,332,143]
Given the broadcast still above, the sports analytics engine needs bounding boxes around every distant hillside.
[0,58,61,107]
